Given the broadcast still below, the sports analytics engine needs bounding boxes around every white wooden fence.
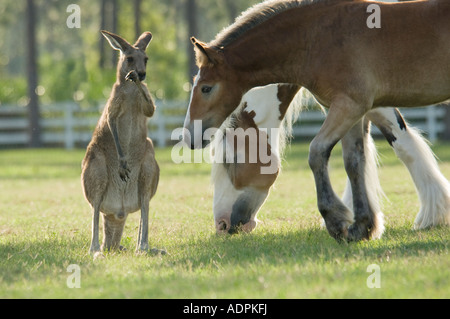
[293,104,446,143]
[0,101,446,149]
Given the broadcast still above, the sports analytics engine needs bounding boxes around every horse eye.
[127,57,134,63]
[201,86,212,94]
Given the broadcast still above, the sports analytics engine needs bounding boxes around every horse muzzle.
[215,217,257,235]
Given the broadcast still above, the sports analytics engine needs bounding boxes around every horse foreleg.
[308,96,368,241]
[342,119,385,241]
[341,118,385,239]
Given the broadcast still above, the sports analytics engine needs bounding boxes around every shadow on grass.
[174,225,449,270]
[0,234,89,284]
[0,223,447,284]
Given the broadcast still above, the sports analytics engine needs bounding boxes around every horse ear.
[191,37,222,66]
[101,30,132,53]
[134,32,153,51]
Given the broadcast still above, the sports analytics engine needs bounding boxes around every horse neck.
[223,9,315,89]
[244,85,283,129]
[238,85,286,155]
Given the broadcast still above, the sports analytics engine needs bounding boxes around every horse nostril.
[218,220,228,231]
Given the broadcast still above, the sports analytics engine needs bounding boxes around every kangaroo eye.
[144,57,148,64]
[201,86,212,94]
[127,57,134,63]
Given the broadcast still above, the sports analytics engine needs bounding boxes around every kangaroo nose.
[138,72,146,81]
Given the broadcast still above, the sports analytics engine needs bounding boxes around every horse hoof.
[150,248,167,256]
[93,251,105,260]
[347,224,370,242]
[325,221,349,243]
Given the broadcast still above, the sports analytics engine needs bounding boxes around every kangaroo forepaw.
[125,70,138,83]
[119,159,131,182]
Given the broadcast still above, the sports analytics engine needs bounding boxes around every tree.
[110,0,119,66]
[99,0,119,69]
[223,0,238,23]
[99,0,107,69]
[186,0,198,81]
[134,0,142,40]
[26,0,41,147]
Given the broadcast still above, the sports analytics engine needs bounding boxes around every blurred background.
[0,0,448,149]
[0,0,262,148]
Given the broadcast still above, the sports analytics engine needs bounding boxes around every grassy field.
[0,141,449,299]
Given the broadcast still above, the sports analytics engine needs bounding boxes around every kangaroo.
[81,30,160,258]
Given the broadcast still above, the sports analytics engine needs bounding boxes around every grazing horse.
[211,83,450,236]
[184,0,450,241]
[211,84,301,234]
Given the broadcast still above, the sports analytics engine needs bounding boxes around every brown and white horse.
[211,84,301,234]
[185,0,450,241]
[211,83,450,236]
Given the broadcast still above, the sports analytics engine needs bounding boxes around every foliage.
[0,142,449,298]
[0,0,260,107]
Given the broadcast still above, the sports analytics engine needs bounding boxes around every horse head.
[184,38,248,149]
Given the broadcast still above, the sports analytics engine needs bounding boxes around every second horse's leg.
[368,108,450,229]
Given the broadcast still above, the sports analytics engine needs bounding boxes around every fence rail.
[0,101,446,149]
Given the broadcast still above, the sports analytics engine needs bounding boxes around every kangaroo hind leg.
[136,140,160,254]
[82,148,108,258]
[102,213,127,252]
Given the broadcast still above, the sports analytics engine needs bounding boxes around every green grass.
[0,142,449,298]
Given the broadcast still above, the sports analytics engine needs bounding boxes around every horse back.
[312,0,450,107]
[370,0,450,106]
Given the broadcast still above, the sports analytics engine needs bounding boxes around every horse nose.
[229,201,253,234]
[228,220,257,234]
[138,72,146,81]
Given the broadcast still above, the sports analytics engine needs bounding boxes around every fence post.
[426,105,437,143]
[65,102,75,150]
[156,113,167,147]
[442,107,450,141]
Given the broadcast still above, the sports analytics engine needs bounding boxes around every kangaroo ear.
[191,37,223,66]
[134,32,153,51]
[101,30,132,52]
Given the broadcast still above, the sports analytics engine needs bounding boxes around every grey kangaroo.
[81,30,159,258]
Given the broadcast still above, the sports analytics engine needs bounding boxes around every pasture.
[0,141,449,299]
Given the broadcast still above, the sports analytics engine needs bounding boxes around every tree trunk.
[111,0,119,66]
[99,0,107,68]
[223,0,238,23]
[26,0,41,147]
[134,0,142,40]
[186,0,198,81]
